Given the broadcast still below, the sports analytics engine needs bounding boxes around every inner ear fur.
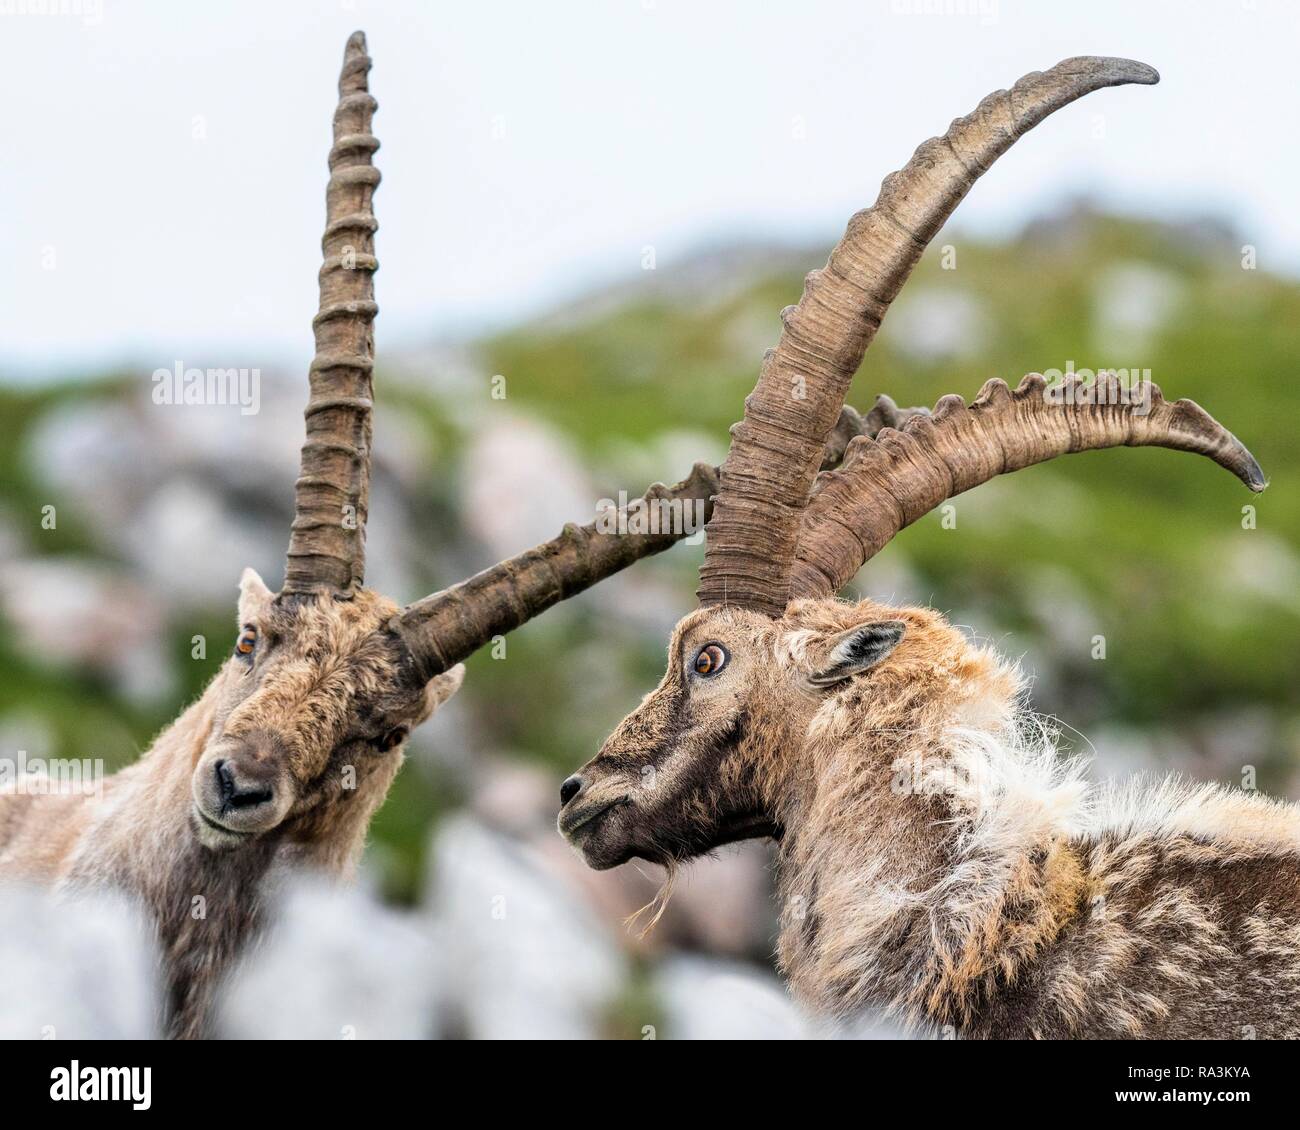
[808,620,906,688]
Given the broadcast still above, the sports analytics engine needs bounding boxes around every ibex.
[0,33,721,1039]
[560,58,1300,1039]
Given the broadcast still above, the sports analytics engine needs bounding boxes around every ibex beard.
[562,599,1300,1038]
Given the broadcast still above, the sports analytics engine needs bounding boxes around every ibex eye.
[693,643,728,677]
[376,727,408,752]
[235,626,257,658]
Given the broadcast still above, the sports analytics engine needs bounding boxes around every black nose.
[214,758,275,811]
[559,774,584,806]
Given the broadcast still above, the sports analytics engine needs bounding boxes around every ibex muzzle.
[198,735,289,841]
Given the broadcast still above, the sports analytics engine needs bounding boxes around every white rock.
[654,954,808,1040]
[425,814,625,1039]
[215,876,438,1040]
[1091,261,1185,356]
[0,885,161,1039]
[885,288,988,364]
[460,418,594,560]
[0,557,173,703]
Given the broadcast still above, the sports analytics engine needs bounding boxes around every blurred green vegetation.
[484,212,1298,749]
[2,208,1297,901]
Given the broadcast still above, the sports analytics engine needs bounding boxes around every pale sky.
[3,0,1297,379]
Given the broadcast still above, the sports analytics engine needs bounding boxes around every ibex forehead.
[232,588,429,742]
[267,586,402,645]
[671,605,771,651]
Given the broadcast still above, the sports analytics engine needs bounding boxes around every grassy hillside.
[2,205,1297,899]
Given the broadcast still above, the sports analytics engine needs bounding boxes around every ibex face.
[190,568,463,851]
[558,602,905,869]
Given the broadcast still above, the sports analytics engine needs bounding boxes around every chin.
[191,805,255,852]
[561,805,638,870]
[577,838,638,871]
[569,822,637,870]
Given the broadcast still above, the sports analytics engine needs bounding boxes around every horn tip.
[340,30,373,93]
[1111,57,1159,85]
[1240,454,1268,493]
[1065,55,1159,86]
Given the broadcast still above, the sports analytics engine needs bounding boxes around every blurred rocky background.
[1,205,1297,1036]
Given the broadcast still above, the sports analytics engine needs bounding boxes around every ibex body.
[565,598,1300,1037]
[562,56,1298,1039]
[0,35,455,1039]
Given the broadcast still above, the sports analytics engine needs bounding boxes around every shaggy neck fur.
[768,611,1051,1029]
[763,602,1300,1038]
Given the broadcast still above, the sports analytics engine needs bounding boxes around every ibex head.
[561,57,1266,871]
[189,569,462,851]
[560,602,909,869]
[175,33,459,854]
[184,33,706,855]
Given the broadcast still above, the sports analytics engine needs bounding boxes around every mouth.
[192,804,253,844]
[714,809,783,847]
[558,796,628,840]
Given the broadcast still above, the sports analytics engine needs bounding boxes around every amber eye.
[376,727,408,752]
[693,643,728,677]
[235,626,257,658]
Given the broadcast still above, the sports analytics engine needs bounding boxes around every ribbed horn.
[283,31,381,595]
[791,373,1266,597]
[389,400,905,677]
[393,464,719,679]
[697,57,1160,617]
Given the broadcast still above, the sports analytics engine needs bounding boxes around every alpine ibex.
[0,32,719,1039]
[560,58,1300,1038]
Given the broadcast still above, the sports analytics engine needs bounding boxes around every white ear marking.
[427,663,466,711]
[237,567,274,623]
[809,620,905,688]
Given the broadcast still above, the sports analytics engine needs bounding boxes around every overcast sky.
[3,0,1297,379]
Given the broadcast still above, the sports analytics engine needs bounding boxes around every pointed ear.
[237,567,275,625]
[808,620,905,688]
[424,663,465,715]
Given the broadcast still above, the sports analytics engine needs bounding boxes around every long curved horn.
[791,373,1266,598]
[389,399,917,678]
[393,465,718,679]
[283,31,381,595]
[697,57,1160,617]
